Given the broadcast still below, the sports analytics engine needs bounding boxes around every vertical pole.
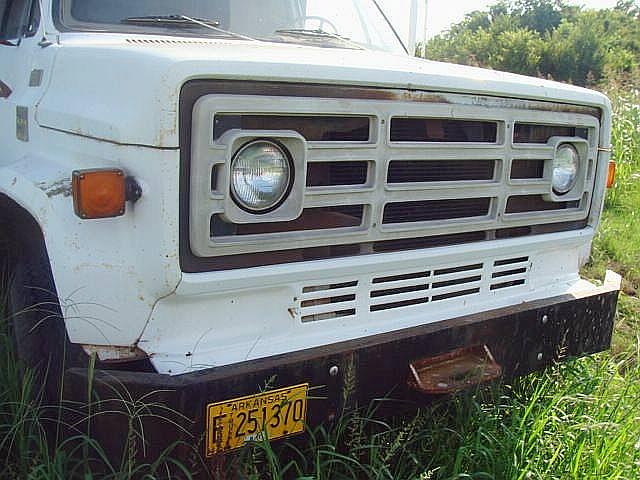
[408,0,418,55]
[422,0,429,56]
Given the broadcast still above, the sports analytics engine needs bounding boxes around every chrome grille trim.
[190,94,600,258]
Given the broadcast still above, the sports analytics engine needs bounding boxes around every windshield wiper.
[122,15,219,27]
[121,15,255,41]
[274,28,363,49]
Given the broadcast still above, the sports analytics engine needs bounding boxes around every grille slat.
[302,309,356,323]
[370,288,430,307]
[301,286,358,302]
[491,280,526,290]
[430,280,483,297]
[514,123,588,144]
[511,159,545,179]
[491,270,528,281]
[383,198,491,224]
[432,275,482,289]
[432,270,484,285]
[373,232,487,253]
[388,160,495,183]
[391,118,498,143]
[371,277,429,292]
[214,114,371,142]
[432,288,481,302]
[493,262,529,275]
[300,300,357,316]
[307,161,369,187]
[506,195,580,214]
[211,205,364,237]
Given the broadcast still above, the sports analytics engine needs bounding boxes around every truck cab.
[0,0,620,460]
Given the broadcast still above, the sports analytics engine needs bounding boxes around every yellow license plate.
[205,383,309,456]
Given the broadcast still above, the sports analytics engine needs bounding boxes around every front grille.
[185,86,600,271]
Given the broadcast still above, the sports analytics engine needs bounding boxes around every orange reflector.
[72,169,126,219]
[606,161,616,189]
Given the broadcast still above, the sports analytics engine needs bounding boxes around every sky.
[378,0,621,45]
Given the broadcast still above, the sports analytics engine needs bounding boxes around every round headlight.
[230,140,293,213]
[552,144,579,195]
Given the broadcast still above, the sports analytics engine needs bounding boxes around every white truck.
[0,0,621,460]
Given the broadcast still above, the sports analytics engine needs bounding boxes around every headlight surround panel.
[217,130,307,224]
[544,137,591,202]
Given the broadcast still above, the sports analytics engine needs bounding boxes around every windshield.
[57,0,407,54]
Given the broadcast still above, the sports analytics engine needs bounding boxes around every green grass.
[583,86,640,355]
[258,357,640,480]
[2,86,640,479]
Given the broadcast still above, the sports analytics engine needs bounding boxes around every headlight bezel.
[219,130,307,225]
[544,137,590,203]
[229,139,295,214]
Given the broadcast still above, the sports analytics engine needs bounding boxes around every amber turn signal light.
[72,169,126,219]
[606,161,616,189]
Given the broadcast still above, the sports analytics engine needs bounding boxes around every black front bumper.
[64,278,619,462]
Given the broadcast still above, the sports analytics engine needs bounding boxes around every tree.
[512,0,564,33]
[421,0,640,86]
[543,14,607,85]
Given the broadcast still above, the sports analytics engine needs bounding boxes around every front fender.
[0,138,182,348]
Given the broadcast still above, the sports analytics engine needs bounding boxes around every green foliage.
[502,0,566,33]
[542,13,607,84]
[422,0,640,86]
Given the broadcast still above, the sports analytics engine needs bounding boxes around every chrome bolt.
[542,315,549,325]
[537,353,543,361]
[329,365,339,377]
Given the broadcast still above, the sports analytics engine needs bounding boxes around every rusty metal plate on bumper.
[409,345,502,395]
[206,384,308,456]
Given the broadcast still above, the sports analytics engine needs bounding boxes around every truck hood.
[37,33,611,148]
